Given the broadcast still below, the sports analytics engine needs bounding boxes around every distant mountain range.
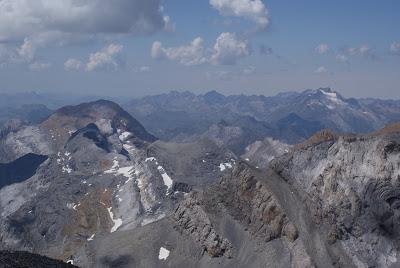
[124,88,400,153]
[1,88,399,156]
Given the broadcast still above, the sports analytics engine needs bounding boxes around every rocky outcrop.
[173,193,233,258]
[216,163,298,243]
[271,128,400,267]
[242,137,291,168]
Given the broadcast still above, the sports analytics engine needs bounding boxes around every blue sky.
[0,0,399,98]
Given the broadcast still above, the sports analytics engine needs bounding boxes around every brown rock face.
[215,163,298,243]
[173,192,233,258]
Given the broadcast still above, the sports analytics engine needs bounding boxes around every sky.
[0,0,399,99]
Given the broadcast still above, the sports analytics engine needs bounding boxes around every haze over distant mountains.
[2,88,400,155]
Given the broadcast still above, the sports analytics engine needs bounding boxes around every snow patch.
[119,131,133,141]
[219,163,226,171]
[219,162,233,171]
[158,247,170,260]
[145,157,157,162]
[104,159,136,182]
[62,165,72,174]
[320,89,344,106]
[157,166,173,193]
[104,159,119,173]
[123,144,135,151]
[107,207,123,233]
[87,233,95,241]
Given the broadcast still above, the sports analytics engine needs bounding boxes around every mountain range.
[124,88,400,153]
[0,90,400,267]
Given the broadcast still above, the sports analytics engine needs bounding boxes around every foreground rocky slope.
[0,251,76,268]
[270,127,400,267]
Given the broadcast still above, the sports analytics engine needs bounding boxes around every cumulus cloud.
[390,42,400,55]
[315,66,328,74]
[315,43,329,54]
[64,58,83,71]
[0,0,170,68]
[151,37,207,66]
[64,44,124,72]
[211,32,250,65]
[152,32,250,66]
[0,0,169,42]
[210,0,269,29]
[346,45,377,60]
[86,44,124,71]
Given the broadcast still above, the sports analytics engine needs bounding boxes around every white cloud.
[17,38,37,62]
[210,0,269,29]
[315,43,329,54]
[64,44,124,72]
[29,61,51,71]
[64,58,83,71]
[315,66,328,74]
[211,32,250,65]
[0,0,169,42]
[347,45,370,56]
[0,0,170,68]
[151,37,207,66]
[86,44,124,71]
[152,32,250,66]
[390,42,400,55]
[346,45,377,60]
[163,15,176,33]
[336,54,348,63]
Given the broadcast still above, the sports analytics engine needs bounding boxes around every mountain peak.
[318,87,333,93]
[41,99,156,147]
[203,90,225,104]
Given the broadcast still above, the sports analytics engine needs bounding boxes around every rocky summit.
[0,99,400,267]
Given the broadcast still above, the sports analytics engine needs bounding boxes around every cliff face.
[171,128,400,268]
[271,131,400,267]
[171,162,314,268]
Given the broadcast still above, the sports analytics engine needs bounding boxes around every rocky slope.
[0,100,237,267]
[1,98,400,267]
[270,126,400,267]
[0,250,77,268]
[242,137,292,168]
